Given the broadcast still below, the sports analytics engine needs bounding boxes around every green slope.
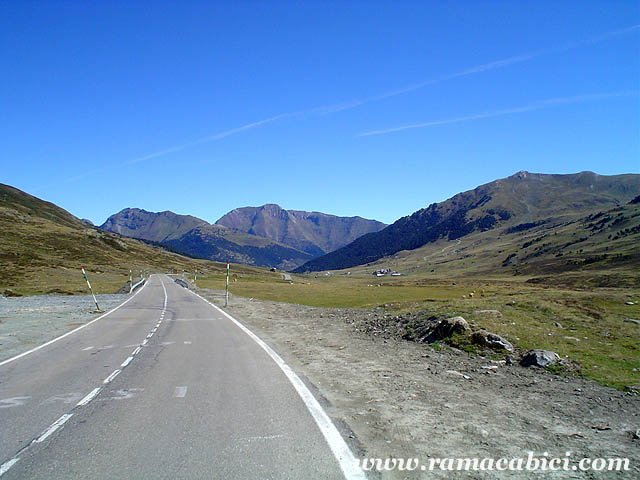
[0,184,262,295]
[294,171,640,273]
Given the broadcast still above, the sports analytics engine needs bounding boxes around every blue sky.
[1,1,638,225]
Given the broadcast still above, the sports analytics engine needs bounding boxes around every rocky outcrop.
[406,316,471,343]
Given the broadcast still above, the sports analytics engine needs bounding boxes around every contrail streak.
[358,92,637,137]
[320,24,639,113]
[50,24,637,188]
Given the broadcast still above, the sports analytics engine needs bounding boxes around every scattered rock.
[2,289,22,297]
[591,424,611,431]
[520,350,560,368]
[425,316,471,342]
[625,301,635,305]
[624,318,640,326]
[554,322,563,329]
[471,330,514,352]
[446,370,471,380]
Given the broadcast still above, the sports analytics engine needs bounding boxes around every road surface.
[0,275,364,479]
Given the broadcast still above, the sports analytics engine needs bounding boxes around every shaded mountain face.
[101,208,206,243]
[293,171,640,273]
[215,204,387,256]
[101,208,313,269]
[163,224,313,271]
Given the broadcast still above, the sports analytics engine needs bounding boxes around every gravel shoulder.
[0,293,129,362]
[199,288,640,479]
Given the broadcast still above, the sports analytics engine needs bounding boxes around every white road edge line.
[121,356,134,368]
[77,387,102,407]
[0,280,149,368]
[132,346,142,356]
[186,287,367,480]
[34,414,74,443]
[103,369,122,384]
[0,458,19,476]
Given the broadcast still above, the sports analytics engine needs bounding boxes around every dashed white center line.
[132,346,142,356]
[34,414,74,443]
[121,356,134,368]
[81,346,94,351]
[77,387,102,407]
[174,386,188,398]
[103,369,121,384]
[184,341,192,345]
[0,458,19,476]
[142,339,148,346]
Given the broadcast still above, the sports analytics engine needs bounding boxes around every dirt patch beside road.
[198,288,639,479]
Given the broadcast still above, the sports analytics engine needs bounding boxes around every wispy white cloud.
[320,24,639,114]
[53,25,638,186]
[358,92,638,137]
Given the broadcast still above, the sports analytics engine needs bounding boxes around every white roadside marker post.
[129,269,133,294]
[81,266,100,311]
[225,262,230,307]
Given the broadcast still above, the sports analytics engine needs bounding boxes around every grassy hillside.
[295,171,640,273]
[0,184,262,295]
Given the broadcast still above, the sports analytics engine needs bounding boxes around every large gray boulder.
[520,350,560,368]
[471,330,514,352]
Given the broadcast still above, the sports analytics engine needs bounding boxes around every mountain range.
[293,171,640,274]
[215,204,387,256]
[100,206,385,270]
[3,170,639,295]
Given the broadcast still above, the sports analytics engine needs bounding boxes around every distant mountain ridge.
[215,204,386,256]
[293,171,640,273]
[101,208,206,243]
[101,208,313,270]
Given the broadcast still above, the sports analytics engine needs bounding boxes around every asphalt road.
[0,275,364,479]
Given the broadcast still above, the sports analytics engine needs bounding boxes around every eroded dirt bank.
[199,288,639,479]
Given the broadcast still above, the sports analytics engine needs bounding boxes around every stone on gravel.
[3,289,22,297]
[471,330,514,352]
[520,350,560,368]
